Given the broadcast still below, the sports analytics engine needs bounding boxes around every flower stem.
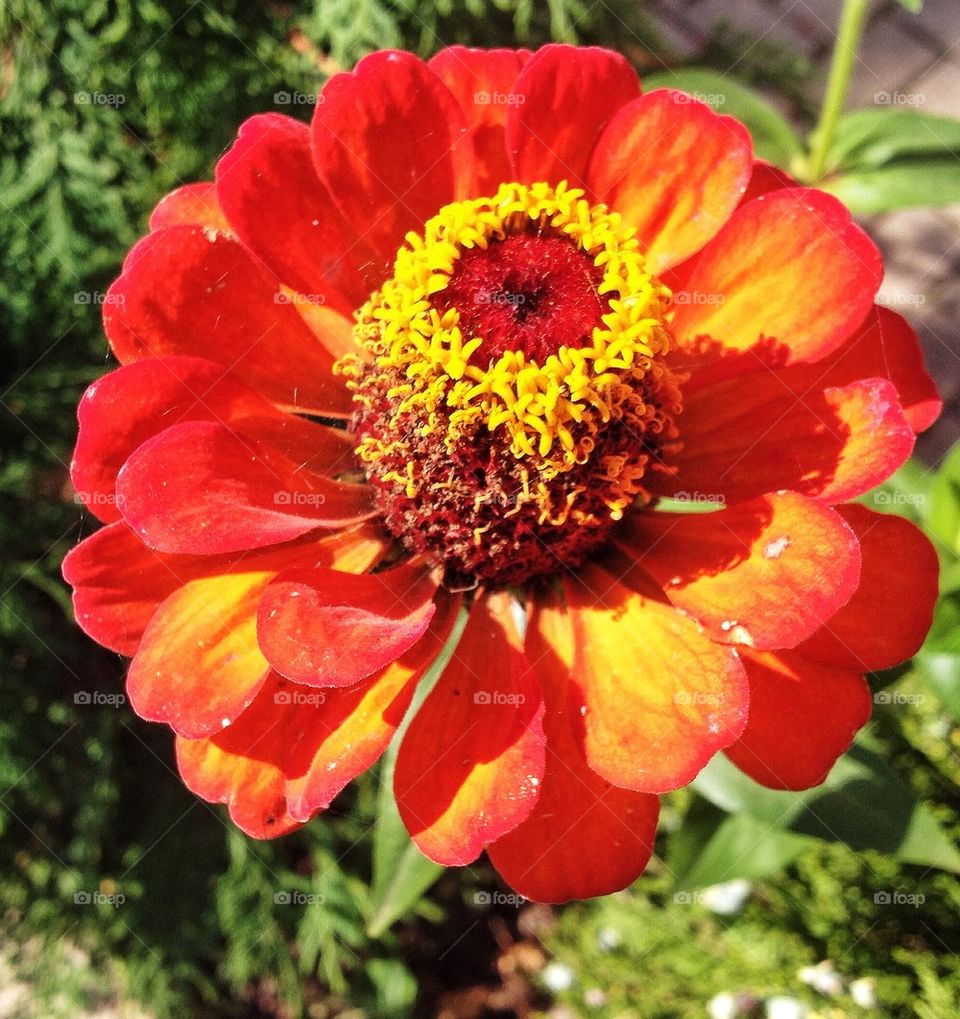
[806,0,871,182]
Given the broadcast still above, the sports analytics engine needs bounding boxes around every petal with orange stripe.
[126,529,383,738]
[619,493,861,650]
[394,591,546,866]
[487,593,660,902]
[564,561,748,793]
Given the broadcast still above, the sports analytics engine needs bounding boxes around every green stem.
[806,0,871,182]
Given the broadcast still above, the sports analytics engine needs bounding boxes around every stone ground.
[653,0,960,465]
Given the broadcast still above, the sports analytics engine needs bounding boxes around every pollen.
[337,181,682,586]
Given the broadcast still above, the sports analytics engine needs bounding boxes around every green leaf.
[642,67,803,169]
[692,742,960,872]
[825,109,960,173]
[894,0,922,12]
[928,442,960,551]
[914,652,960,721]
[366,606,470,937]
[822,157,960,213]
[861,457,935,527]
[667,797,812,887]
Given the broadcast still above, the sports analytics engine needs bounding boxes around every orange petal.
[652,375,915,505]
[564,561,748,793]
[671,188,882,367]
[394,591,546,866]
[724,649,871,790]
[619,493,861,650]
[588,89,752,274]
[175,593,461,837]
[126,530,382,737]
[487,594,659,903]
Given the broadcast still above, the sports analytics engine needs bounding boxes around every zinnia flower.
[64,45,941,902]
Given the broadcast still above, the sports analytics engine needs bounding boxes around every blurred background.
[1,1,959,1016]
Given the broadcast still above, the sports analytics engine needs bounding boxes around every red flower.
[64,46,941,903]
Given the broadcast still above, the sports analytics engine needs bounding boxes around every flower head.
[64,45,941,902]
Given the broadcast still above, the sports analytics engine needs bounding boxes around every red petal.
[724,649,871,790]
[428,47,529,195]
[739,160,796,206]
[487,595,659,903]
[127,530,382,738]
[565,561,748,793]
[148,183,231,232]
[671,188,882,368]
[215,113,378,310]
[117,420,374,555]
[588,90,752,274]
[508,44,639,189]
[104,225,350,415]
[63,522,206,656]
[801,505,938,672]
[71,356,355,524]
[395,592,546,866]
[620,493,861,650]
[814,306,941,434]
[311,51,472,271]
[257,560,439,687]
[655,375,914,505]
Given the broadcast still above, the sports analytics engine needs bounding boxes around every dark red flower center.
[435,232,609,363]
